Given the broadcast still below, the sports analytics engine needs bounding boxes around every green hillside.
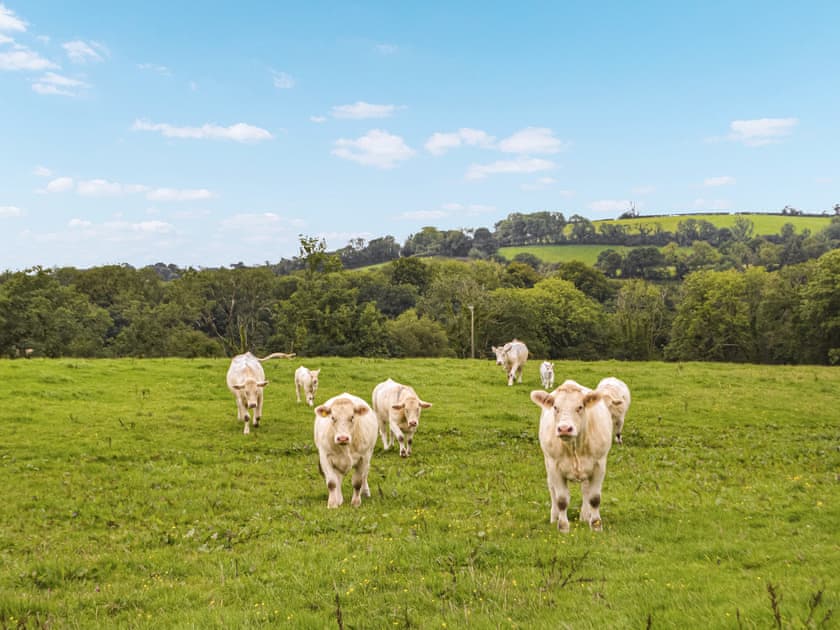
[499,244,635,265]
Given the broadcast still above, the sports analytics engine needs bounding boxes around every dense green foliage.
[0,358,836,628]
[1,214,838,365]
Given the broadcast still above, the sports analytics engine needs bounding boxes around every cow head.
[392,397,432,429]
[232,378,267,409]
[316,397,369,445]
[492,345,507,366]
[531,385,601,440]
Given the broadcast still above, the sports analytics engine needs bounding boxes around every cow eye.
[576,405,584,413]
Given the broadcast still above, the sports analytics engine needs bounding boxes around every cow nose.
[557,425,574,436]
[336,435,350,444]
[248,403,257,409]
[408,420,418,428]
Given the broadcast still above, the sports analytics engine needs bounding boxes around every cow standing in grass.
[294,366,321,407]
[314,393,378,508]
[226,351,295,434]
[540,361,555,389]
[596,376,631,445]
[531,380,613,532]
[371,378,432,457]
[492,339,529,386]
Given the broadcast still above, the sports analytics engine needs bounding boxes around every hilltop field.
[1,357,836,628]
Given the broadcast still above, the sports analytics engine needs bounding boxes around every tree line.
[1,228,838,364]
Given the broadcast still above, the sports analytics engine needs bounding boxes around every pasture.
[0,358,837,628]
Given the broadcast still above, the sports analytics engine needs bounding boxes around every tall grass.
[0,358,836,628]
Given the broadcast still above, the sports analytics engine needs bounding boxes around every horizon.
[2,1,838,271]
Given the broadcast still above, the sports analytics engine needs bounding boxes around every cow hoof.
[557,521,570,533]
[590,518,602,531]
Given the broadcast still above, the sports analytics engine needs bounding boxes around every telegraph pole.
[468,304,475,359]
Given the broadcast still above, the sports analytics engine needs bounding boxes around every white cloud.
[0,47,57,71]
[0,33,13,44]
[465,157,554,180]
[499,127,567,154]
[68,218,92,228]
[32,72,90,96]
[63,40,107,63]
[33,165,52,177]
[132,220,173,233]
[132,119,274,142]
[375,43,398,55]
[331,101,400,119]
[138,62,171,75]
[521,176,560,191]
[146,188,214,202]
[723,117,798,146]
[588,199,633,213]
[46,176,74,192]
[0,205,22,217]
[704,176,736,187]
[693,198,732,210]
[332,129,415,169]
[0,4,26,32]
[272,70,294,89]
[632,185,656,195]
[425,128,496,155]
[77,179,148,197]
[310,115,327,123]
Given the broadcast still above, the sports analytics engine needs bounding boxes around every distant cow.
[596,377,631,445]
[492,339,529,386]
[540,361,555,389]
[531,381,613,532]
[314,393,378,508]
[226,351,295,434]
[371,378,432,457]
[294,366,321,406]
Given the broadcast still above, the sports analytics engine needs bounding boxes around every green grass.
[499,245,636,265]
[1,358,837,628]
[606,212,831,236]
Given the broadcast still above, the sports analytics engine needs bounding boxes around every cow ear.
[530,390,553,408]
[315,404,331,417]
[232,384,245,390]
[608,395,624,409]
[313,369,320,376]
[391,403,405,411]
[582,391,601,407]
[419,400,432,409]
[355,405,370,416]
[258,381,268,388]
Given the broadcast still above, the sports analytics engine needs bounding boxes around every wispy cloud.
[132,119,274,142]
[332,129,415,169]
[33,165,52,177]
[710,117,799,147]
[465,157,554,180]
[137,62,171,75]
[32,72,90,96]
[704,176,736,187]
[271,70,294,89]
[425,128,496,155]
[0,205,23,217]
[43,174,215,201]
[310,115,327,123]
[146,188,214,202]
[77,179,147,197]
[375,43,398,55]
[331,101,401,119]
[0,47,57,71]
[63,40,108,63]
[45,177,74,193]
[499,127,568,154]
[0,4,27,32]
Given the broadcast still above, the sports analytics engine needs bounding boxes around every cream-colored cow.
[596,376,631,445]
[492,339,529,386]
[314,393,378,508]
[531,381,613,532]
[371,378,432,457]
[225,351,295,434]
[294,366,321,406]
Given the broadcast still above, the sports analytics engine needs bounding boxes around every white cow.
[294,366,321,406]
[492,339,529,386]
[531,381,613,532]
[539,361,555,390]
[226,351,295,434]
[371,378,432,458]
[596,376,631,445]
[314,393,378,508]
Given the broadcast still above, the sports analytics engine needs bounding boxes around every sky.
[1,1,838,271]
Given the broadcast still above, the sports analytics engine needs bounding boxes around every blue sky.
[1,1,838,270]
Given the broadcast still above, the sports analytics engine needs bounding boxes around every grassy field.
[499,245,636,266]
[1,357,837,628]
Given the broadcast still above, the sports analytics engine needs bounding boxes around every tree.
[595,249,623,278]
[621,247,667,280]
[553,261,614,303]
[611,280,671,359]
[385,309,454,357]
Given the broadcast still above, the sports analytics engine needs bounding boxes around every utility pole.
[468,304,475,359]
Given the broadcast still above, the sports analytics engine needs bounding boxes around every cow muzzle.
[335,434,351,445]
[408,420,418,428]
[557,424,576,438]
[247,402,257,409]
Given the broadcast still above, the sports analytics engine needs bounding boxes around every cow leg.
[390,421,408,457]
[614,418,624,444]
[583,461,607,531]
[351,455,372,507]
[321,456,343,508]
[517,366,523,383]
[235,397,248,423]
[295,381,301,403]
[378,418,392,450]
[243,409,251,435]
[546,461,570,532]
[253,391,263,428]
[507,369,515,386]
